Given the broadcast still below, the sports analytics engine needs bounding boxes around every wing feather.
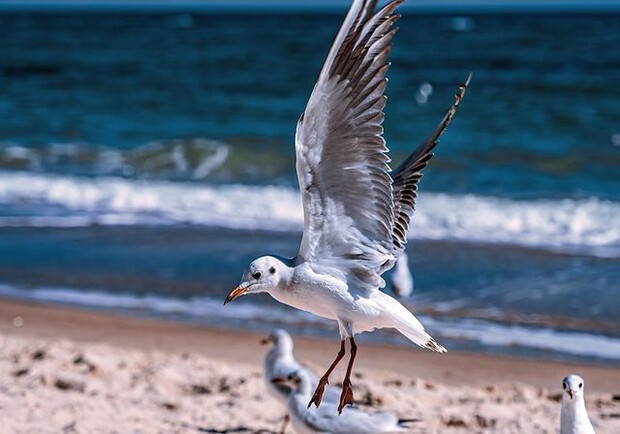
[295,0,404,289]
[294,0,470,290]
[391,73,472,255]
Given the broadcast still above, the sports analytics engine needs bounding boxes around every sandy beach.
[0,298,617,433]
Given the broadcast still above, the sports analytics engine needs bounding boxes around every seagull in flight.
[225,0,470,413]
[560,374,596,434]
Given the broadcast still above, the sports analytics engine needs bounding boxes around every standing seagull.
[225,0,470,413]
[263,329,341,433]
[390,252,414,298]
[274,371,416,434]
[560,374,596,434]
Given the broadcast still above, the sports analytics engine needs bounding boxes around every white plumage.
[264,329,340,405]
[226,0,470,412]
[263,329,340,434]
[560,374,596,434]
[278,370,415,434]
[390,252,414,298]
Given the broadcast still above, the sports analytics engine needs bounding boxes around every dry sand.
[0,298,618,433]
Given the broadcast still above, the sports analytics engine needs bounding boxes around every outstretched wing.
[295,0,403,289]
[391,74,472,256]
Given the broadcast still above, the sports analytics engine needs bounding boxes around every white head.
[224,256,291,304]
[562,374,585,402]
[261,329,294,356]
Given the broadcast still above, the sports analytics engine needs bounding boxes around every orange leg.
[338,337,357,413]
[308,339,346,408]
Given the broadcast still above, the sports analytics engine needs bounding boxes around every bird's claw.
[337,379,354,414]
[308,378,328,408]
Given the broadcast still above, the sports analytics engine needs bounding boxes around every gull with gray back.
[225,0,470,413]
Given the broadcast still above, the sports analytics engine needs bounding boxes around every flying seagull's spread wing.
[294,0,470,291]
[391,73,472,255]
[295,0,403,290]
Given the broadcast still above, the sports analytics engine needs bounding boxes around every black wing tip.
[454,71,473,107]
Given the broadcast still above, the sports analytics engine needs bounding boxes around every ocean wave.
[1,283,619,361]
[425,317,620,360]
[0,138,230,180]
[0,283,304,325]
[0,171,619,257]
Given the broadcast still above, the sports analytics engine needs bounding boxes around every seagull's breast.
[272,271,350,320]
[268,263,388,334]
[268,263,352,322]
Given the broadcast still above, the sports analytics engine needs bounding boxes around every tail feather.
[398,325,447,353]
[375,290,447,352]
[425,336,447,353]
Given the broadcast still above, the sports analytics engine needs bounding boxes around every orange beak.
[260,337,270,345]
[271,377,286,385]
[224,283,250,305]
[568,390,575,399]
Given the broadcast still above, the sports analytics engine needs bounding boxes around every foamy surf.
[1,283,619,362]
[0,138,230,180]
[0,171,619,257]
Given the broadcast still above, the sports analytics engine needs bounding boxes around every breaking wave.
[0,138,230,180]
[0,171,619,257]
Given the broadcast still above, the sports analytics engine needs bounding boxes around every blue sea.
[0,10,619,364]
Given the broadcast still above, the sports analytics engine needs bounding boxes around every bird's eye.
[562,382,566,389]
[269,267,276,274]
[579,383,583,388]
[252,271,262,280]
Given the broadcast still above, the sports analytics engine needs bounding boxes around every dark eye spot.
[269,267,276,274]
[252,271,262,280]
[562,382,566,389]
[579,383,583,388]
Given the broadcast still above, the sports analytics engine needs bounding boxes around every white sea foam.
[0,138,230,179]
[0,171,619,257]
[425,317,620,360]
[1,283,618,361]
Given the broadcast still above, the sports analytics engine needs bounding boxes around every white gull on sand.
[225,0,470,413]
[274,371,415,434]
[561,374,596,434]
[390,252,414,298]
[263,329,340,433]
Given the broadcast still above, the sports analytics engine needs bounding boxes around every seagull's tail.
[376,290,447,353]
[397,323,447,353]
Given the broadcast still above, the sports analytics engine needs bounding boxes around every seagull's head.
[261,329,293,349]
[224,256,290,304]
[562,374,585,401]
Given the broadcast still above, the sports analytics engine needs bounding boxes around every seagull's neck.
[273,257,295,290]
[561,396,594,434]
[274,338,294,359]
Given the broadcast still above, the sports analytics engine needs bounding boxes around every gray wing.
[390,74,472,255]
[295,0,404,290]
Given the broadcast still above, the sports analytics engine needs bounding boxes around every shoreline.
[1,297,618,393]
